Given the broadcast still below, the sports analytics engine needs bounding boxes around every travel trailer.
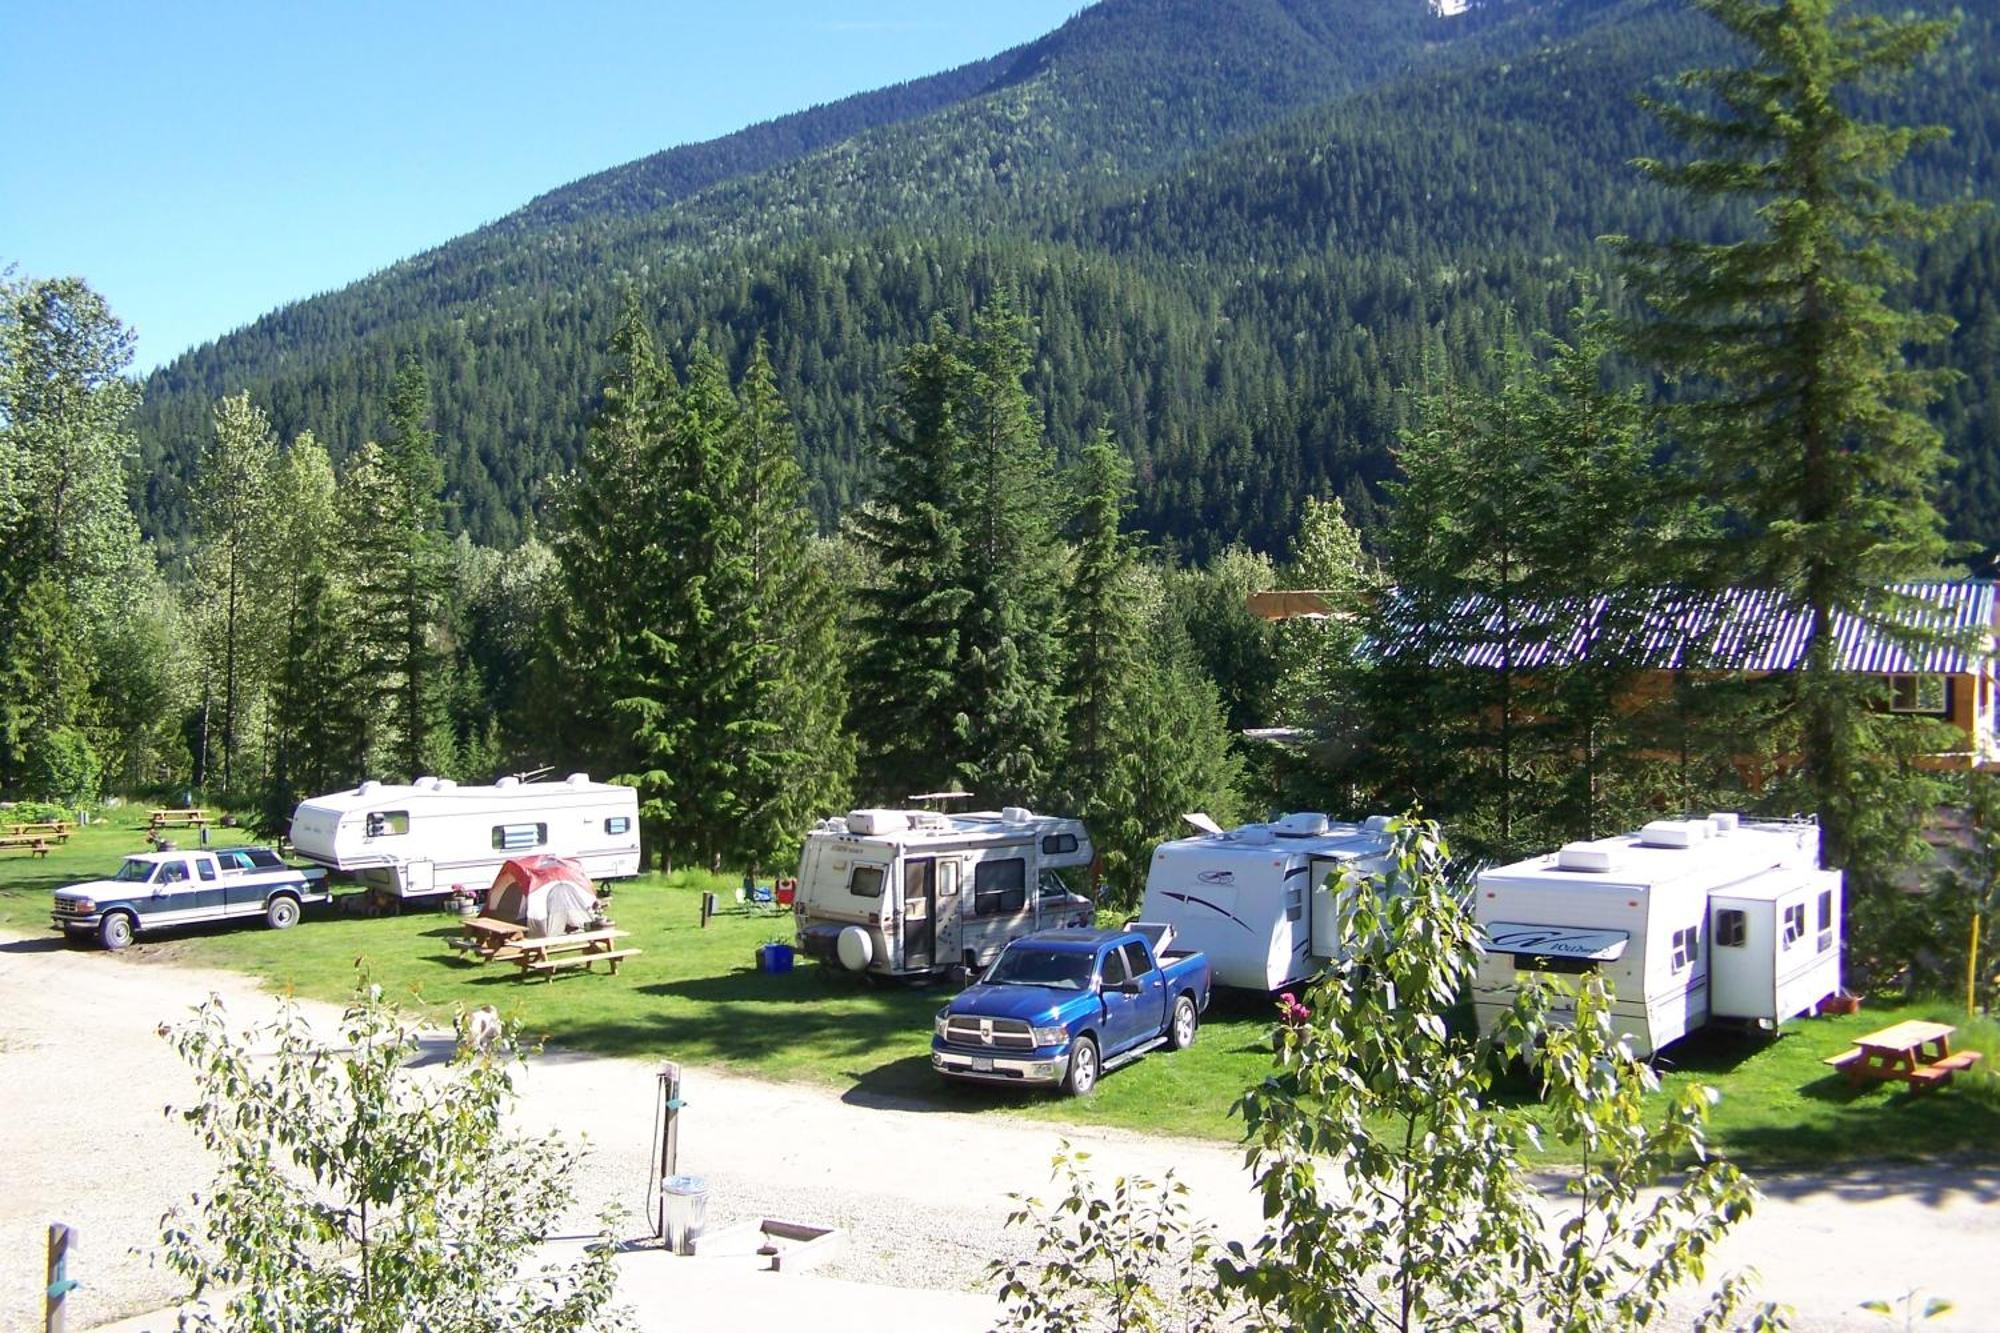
[1471,814,1842,1058]
[1138,812,1399,991]
[289,774,641,899]
[793,807,1095,979]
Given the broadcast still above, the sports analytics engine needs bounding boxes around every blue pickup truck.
[930,925,1211,1096]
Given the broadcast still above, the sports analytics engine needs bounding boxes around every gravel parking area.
[3,932,1996,1332]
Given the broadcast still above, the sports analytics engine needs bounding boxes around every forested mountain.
[132,0,2000,561]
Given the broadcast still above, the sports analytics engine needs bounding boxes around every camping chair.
[740,873,778,913]
[775,877,798,911]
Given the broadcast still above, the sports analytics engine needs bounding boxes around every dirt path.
[3,933,1995,1332]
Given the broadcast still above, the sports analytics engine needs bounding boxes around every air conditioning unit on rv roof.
[1274,812,1331,837]
[1638,819,1707,849]
[845,809,908,836]
[1557,842,1616,873]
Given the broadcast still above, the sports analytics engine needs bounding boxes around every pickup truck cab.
[931,924,1210,1096]
[51,848,330,950]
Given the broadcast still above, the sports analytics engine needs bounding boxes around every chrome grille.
[944,1015,1035,1050]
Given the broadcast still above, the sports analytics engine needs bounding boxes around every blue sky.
[1,2,1085,373]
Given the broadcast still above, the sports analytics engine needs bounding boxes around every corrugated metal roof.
[1372,581,1995,674]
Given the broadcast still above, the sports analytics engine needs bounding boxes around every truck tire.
[1168,994,1199,1051]
[1064,1035,1100,1097]
[99,912,136,951]
[265,895,301,930]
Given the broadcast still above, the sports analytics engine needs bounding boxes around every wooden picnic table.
[455,915,530,962]
[1824,1020,1984,1090]
[148,808,211,829]
[509,927,640,982]
[0,834,52,858]
[4,821,70,839]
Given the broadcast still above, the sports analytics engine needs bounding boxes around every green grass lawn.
[4,809,1996,1166]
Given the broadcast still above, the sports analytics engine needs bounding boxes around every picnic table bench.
[452,915,531,961]
[1823,1020,1984,1091]
[148,808,211,830]
[0,834,52,858]
[509,927,639,982]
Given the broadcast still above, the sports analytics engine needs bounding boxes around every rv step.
[1821,1048,1863,1069]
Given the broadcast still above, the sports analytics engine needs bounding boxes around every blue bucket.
[760,942,796,973]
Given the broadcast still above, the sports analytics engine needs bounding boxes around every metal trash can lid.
[664,1174,708,1195]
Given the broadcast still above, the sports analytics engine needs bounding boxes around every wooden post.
[46,1222,75,1333]
[656,1062,683,1241]
[700,891,715,929]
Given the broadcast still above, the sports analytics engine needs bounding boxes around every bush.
[23,725,100,805]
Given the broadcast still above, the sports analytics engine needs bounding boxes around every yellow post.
[1969,911,1981,1016]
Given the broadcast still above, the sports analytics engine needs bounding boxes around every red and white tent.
[487,855,597,935]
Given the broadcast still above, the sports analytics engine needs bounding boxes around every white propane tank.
[837,925,875,972]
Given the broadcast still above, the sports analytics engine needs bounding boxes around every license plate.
[972,1056,994,1073]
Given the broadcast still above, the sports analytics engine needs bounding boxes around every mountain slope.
[131,0,2000,560]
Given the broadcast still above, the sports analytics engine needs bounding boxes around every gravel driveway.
[3,932,1995,1332]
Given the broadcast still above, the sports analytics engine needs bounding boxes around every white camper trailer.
[793,807,1095,979]
[289,774,641,899]
[1472,814,1842,1058]
[1138,812,1398,991]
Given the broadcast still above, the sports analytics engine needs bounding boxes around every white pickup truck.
[51,848,330,950]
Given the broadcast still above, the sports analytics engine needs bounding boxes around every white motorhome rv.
[289,774,641,899]
[1472,814,1841,1058]
[1138,812,1398,991]
[793,807,1095,979]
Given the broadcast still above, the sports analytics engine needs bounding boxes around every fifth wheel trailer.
[289,774,641,899]
[1137,811,1398,991]
[1471,814,1842,1058]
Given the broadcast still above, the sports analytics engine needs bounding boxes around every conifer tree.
[191,393,279,795]
[1611,0,1968,872]
[1056,430,1140,817]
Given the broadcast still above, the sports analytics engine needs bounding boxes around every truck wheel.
[1168,994,1199,1051]
[265,896,301,930]
[1064,1035,1100,1097]
[99,913,136,951]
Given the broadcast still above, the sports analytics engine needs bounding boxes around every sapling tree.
[158,986,624,1333]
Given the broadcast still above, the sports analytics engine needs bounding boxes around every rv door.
[901,858,937,971]
[1307,857,1345,960]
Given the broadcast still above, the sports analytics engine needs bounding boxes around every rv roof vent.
[494,776,519,788]
[1638,819,1705,849]
[1274,812,1331,837]
[907,812,948,830]
[566,772,589,785]
[1707,812,1739,834]
[1362,814,1395,833]
[414,775,440,791]
[1556,842,1616,873]
[845,809,909,836]
[436,779,456,790]
[1236,824,1276,846]
[357,780,381,796]
[1000,806,1033,825]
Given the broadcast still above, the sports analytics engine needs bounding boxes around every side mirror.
[1117,979,1143,996]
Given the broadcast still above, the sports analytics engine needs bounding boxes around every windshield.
[112,859,155,883]
[984,946,1094,991]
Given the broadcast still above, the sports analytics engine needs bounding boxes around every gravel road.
[3,932,1995,1332]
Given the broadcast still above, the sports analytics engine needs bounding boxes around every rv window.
[1715,909,1747,948]
[365,811,410,837]
[605,816,632,835]
[196,858,217,882]
[1514,953,1597,976]
[1669,925,1699,972]
[1285,881,1304,923]
[1040,832,1079,856]
[1781,903,1805,947]
[937,860,960,898]
[1886,673,1947,715]
[491,823,548,851]
[973,858,1028,915]
[849,865,885,898]
[1816,889,1834,953]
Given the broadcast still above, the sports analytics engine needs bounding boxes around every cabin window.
[1886,674,1947,715]
[364,811,410,837]
[1715,909,1747,948]
[848,864,884,898]
[1781,903,1806,948]
[973,858,1028,916]
[1669,925,1700,972]
[1120,940,1153,978]
[196,859,217,882]
[160,862,188,883]
[1817,889,1834,953]
[1285,880,1304,923]
[1037,868,1073,901]
[1098,947,1130,988]
[491,822,548,851]
[605,816,632,835]
[1041,832,1079,855]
